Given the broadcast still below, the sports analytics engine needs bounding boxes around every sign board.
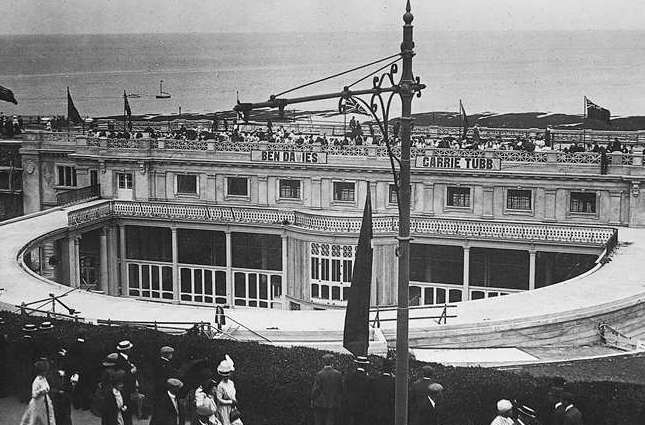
[415,156,501,171]
[251,150,328,164]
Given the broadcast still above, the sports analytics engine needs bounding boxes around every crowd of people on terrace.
[77,117,637,156]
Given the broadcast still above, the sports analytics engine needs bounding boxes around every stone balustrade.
[68,200,617,248]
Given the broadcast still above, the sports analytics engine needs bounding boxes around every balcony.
[56,184,101,206]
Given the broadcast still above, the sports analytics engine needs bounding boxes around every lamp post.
[234,2,423,424]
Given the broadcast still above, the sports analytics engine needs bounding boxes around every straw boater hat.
[160,346,175,355]
[102,353,119,367]
[117,340,133,351]
[40,321,54,330]
[22,323,37,332]
[166,378,183,390]
[217,354,235,376]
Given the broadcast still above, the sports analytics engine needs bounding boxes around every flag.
[343,97,371,116]
[343,188,373,357]
[585,96,610,124]
[123,90,132,130]
[459,99,469,139]
[67,87,83,124]
[0,85,17,104]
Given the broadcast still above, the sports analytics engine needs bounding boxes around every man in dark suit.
[370,359,395,425]
[153,346,180,402]
[412,383,443,425]
[69,328,92,410]
[311,353,343,425]
[343,356,371,425]
[561,392,583,425]
[150,378,186,425]
[114,340,139,425]
[409,365,434,424]
[548,386,566,425]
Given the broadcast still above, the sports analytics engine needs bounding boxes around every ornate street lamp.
[234,2,425,424]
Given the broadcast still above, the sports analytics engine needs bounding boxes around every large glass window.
[570,192,596,213]
[177,174,198,194]
[279,179,301,199]
[333,182,355,202]
[507,189,532,210]
[178,229,226,266]
[446,186,470,207]
[125,226,172,262]
[231,233,282,270]
[227,177,248,196]
[57,165,77,187]
[117,172,133,189]
[310,243,354,304]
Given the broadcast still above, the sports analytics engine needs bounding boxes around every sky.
[2,0,644,35]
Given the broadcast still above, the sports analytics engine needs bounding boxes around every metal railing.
[56,184,100,206]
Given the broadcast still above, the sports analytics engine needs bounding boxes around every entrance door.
[116,172,134,200]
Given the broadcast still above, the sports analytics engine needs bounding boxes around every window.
[446,186,470,207]
[570,192,596,213]
[333,182,355,202]
[389,184,412,205]
[117,173,133,189]
[279,179,301,199]
[177,174,197,194]
[90,170,98,187]
[57,166,77,187]
[227,177,248,196]
[0,171,9,190]
[310,243,354,305]
[507,189,532,210]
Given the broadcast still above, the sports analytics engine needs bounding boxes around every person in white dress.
[194,378,220,425]
[215,355,241,425]
[21,360,56,425]
[490,399,517,425]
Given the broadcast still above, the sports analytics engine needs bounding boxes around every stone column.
[119,225,127,296]
[280,233,288,310]
[528,249,536,291]
[107,226,119,296]
[67,236,77,287]
[171,227,179,303]
[462,245,470,301]
[73,236,81,288]
[225,230,233,307]
[99,228,108,293]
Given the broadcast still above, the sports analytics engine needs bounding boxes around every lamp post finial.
[403,0,413,24]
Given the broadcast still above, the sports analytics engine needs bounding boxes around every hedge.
[1,311,643,425]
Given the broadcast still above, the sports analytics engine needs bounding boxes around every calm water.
[0,31,644,117]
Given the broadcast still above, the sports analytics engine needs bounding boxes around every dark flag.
[344,97,372,116]
[343,188,373,357]
[67,87,83,124]
[459,99,468,139]
[123,90,132,131]
[585,96,610,124]
[0,85,17,104]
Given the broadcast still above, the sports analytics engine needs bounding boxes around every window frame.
[117,172,134,190]
[505,188,534,214]
[56,165,78,188]
[175,173,199,196]
[226,176,250,198]
[445,186,471,209]
[332,181,356,203]
[569,191,598,215]
[278,178,302,200]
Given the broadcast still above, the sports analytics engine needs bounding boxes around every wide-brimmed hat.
[353,355,369,365]
[217,354,235,375]
[22,323,37,332]
[103,353,119,367]
[166,378,183,390]
[160,346,175,355]
[40,321,54,330]
[117,340,133,351]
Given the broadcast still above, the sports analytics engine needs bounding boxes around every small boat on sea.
[156,80,171,99]
[127,93,142,98]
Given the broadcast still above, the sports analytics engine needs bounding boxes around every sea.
[1,30,644,118]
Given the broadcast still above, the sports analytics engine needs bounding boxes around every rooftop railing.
[68,200,617,248]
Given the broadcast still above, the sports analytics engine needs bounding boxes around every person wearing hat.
[215,355,240,425]
[409,365,435,425]
[50,347,73,425]
[101,370,129,425]
[343,356,371,425]
[561,392,583,425]
[153,346,180,403]
[19,359,55,425]
[114,340,139,425]
[416,383,443,425]
[311,353,343,425]
[17,324,39,402]
[35,321,58,361]
[548,385,566,425]
[369,358,395,425]
[193,378,219,425]
[68,328,92,410]
[491,399,516,425]
[149,378,186,425]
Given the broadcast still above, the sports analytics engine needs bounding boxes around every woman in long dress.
[215,355,241,425]
[193,378,220,425]
[20,360,56,425]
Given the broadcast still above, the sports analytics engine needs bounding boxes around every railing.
[56,184,101,206]
[68,200,617,247]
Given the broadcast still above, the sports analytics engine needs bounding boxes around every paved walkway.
[1,201,645,363]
